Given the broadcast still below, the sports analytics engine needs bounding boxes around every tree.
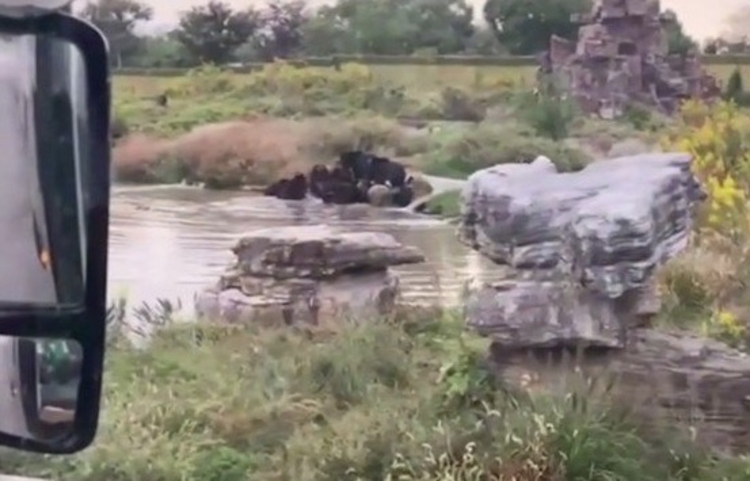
[80,0,153,68]
[300,0,475,56]
[174,1,259,64]
[298,6,351,56]
[255,0,309,60]
[663,9,697,56]
[483,0,591,55]
[332,0,421,55]
[463,27,506,55]
[407,0,474,54]
[703,39,719,55]
[131,35,194,68]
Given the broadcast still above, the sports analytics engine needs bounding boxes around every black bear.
[338,150,374,184]
[370,155,407,187]
[391,176,415,207]
[263,173,308,200]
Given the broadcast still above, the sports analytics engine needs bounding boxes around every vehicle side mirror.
[0,11,110,453]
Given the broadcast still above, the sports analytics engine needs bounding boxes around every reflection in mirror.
[0,336,80,443]
[0,33,88,308]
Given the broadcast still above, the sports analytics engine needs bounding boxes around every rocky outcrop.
[458,153,704,349]
[367,184,392,207]
[491,329,750,455]
[195,225,424,325]
[456,152,750,454]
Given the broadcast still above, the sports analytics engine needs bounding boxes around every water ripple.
[108,186,499,310]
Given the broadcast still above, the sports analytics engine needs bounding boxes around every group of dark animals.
[264,151,415,208]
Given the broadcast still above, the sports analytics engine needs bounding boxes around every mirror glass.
[0,34,88,308]
[0,335,80,442]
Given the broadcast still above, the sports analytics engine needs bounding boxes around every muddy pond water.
[108,184,500,315]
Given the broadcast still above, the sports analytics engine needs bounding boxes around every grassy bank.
[3,306,750,480]
[419,190,462,217]
[112,63,656,187]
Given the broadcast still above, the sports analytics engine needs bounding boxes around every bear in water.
[369,155,407,187]
[309,164,365,204]
[264,173,308,200]
[391,176,415,207]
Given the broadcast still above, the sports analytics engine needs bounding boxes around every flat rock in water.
[458,153,704,348]
[232,225,425,279]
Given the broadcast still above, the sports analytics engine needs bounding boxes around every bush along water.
[422,122,589,179]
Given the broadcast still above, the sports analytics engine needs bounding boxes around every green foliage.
[663,9,698,55]
[483,0,592,55]
[79,0,153,67]
[174,1,258,64]
[300,116,430,160]
[115,54,750,75]
[130,36,194,69]
[423,124,589,178]
[302,0,475,57]
[622,103,655,131]
[622,102,669,133]
[113,63,503,139]
[240,62,416,117]
[4,304,747,479]
[439,87,486,121]
[724,66,750,106]
[421,190,462,217]
[514,84,578,140]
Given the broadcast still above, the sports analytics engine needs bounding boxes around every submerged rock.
[367,184,391,207]
[196,225,424,325]
[458,153,704,348]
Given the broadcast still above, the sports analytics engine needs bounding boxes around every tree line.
[80,0,701,69]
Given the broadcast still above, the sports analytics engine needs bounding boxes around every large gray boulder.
[458,153,705,348]
[196,225,425,325]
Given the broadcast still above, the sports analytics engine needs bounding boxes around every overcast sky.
[101,0,744,42]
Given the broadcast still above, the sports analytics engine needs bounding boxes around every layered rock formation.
[456,153,750,454]
[195,225,424,325]
[458,153,705,348]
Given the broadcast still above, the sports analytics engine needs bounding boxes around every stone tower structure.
[540,0,720,118]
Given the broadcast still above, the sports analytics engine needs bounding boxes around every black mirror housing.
[0,11,110,454]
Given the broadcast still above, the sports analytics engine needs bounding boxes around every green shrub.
[423,124,590,178]
[240,62,425,118]
[439,87,486,121]
[420,189,462,217]
[302,116,430,160]
[514,81,578,140]
[622,103,654,131]
[725,66,745,104]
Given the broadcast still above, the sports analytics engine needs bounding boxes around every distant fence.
[112,54,750,77]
